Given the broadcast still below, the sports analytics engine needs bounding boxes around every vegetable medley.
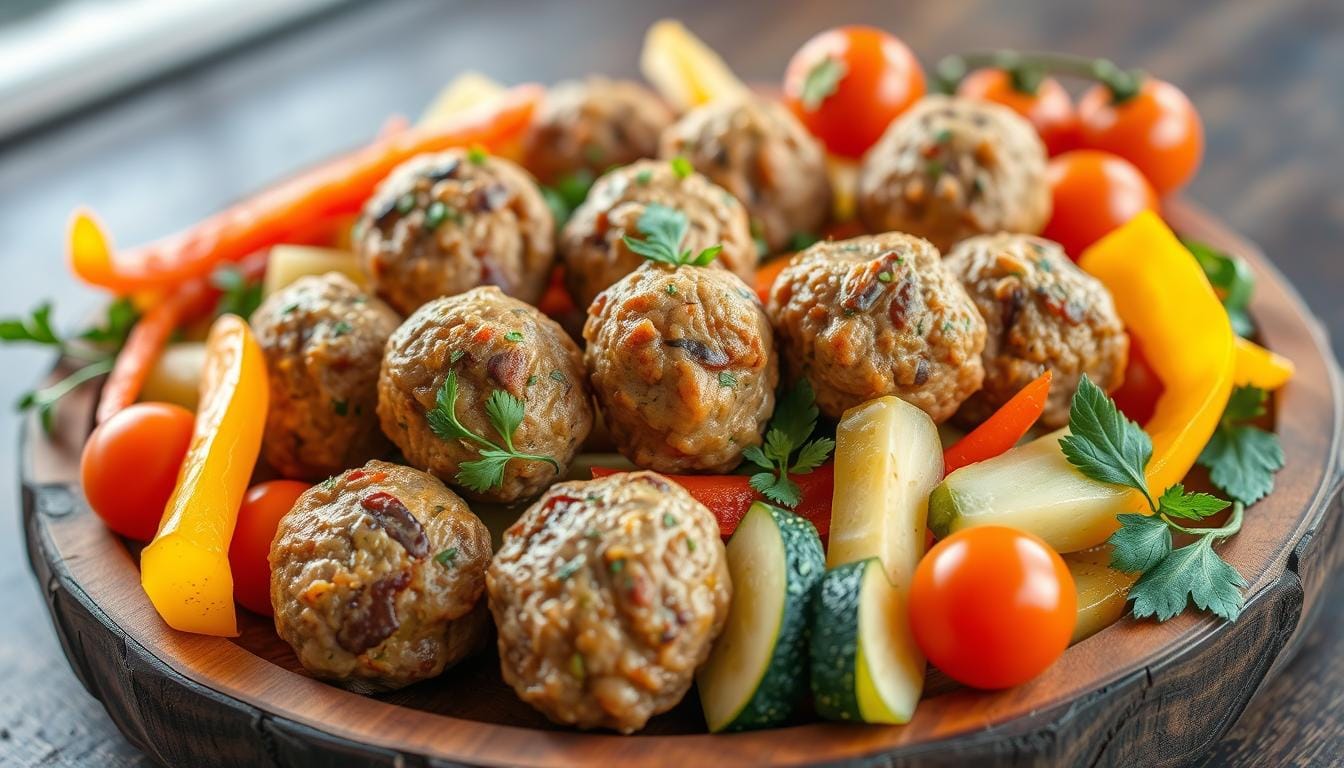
[10,18,1302,736]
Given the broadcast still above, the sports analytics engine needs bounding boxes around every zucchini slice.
[810,557,924,724]
[697,503,824,732]
[927,427,1133,553]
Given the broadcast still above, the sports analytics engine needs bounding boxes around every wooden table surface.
[1,0,1340,765]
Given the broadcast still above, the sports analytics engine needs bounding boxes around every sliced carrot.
[943,369,1053,475]
[754,256,791,303]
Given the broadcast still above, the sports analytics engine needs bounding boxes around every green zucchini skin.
[808,559,868,722]
[704,503,825,732]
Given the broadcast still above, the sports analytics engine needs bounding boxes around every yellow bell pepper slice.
[141,314,268,636]
[1233,336,1295,391]
[640,19,749,112]
[1080,211,1236,502]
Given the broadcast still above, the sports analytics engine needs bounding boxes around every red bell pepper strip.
[591,464,834,538]
[942,369,1052,475]
[1110,335,1165,425]
[69,85,542,295]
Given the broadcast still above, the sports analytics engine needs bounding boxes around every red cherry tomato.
[1042,149,1159,259]
[956,68,1078,155]
[1077,77,1204,195]
[229,480,311,616]
[79,402,194,541]
[909,526,1076,689]
[783,25,925,159]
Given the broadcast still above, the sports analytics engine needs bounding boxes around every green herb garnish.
[1061,376,1246,621]
[426,370,558,493]
[718,371,737,388]
[505,330,524,343]
[742,380,836,509]
[670,156,694,179]
[799,55,847,111]
[622,204,721,267]
[1184,239,1254,337]
[435,547,459,568]
[540,168,595,227]
[1197,386,1285,505]
[467,145,488,165]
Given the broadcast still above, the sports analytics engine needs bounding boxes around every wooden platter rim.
[21,198,1344,767]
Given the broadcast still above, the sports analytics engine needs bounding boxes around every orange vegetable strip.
[591,464,834,538]
[942,369,1053,475]
[69,85,541,295]
[754,256,791,303]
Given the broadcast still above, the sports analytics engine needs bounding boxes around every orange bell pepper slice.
[943,369,1052,475]
[591,464,834,538]
[1233,336,1294,391]
[70,85,541,295]
[141,315,268,636]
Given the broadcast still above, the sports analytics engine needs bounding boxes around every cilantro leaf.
[770,379,820,449]
[1108,513,1172,573]
[1157,483,1231,520]
[1127,535,1246,621]
[621,203,721,267]
[800,56,847,111]
[0,302,60,345]
[78,297,139,347]
[211,265,263,321]
[427,371,557,492]
[456,451,513,493]
[1184,239,1254,337]
[484,389,526,452]
[750,471,801,508]
[1197,386,1284,505]
[742,380,833,509]
[426,372,483,445]
[1059,375,1154,506]
[791,437,836,475]
[741,444,770,468]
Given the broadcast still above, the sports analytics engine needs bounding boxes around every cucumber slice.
[697,502,825,732]
[928,427,1133,553]
[810,557,924,724]
[828,396,942,591]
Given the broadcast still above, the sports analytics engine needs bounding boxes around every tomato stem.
[935,50,1145,104]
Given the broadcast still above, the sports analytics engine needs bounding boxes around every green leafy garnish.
[742,380,836,509]
[435,547,459,568]
[210,265,263,321]
[467,144,488,165]
[622,204,721,267]
[1184,239,1255,337]
[670,155,694,179]
[1197,386,1285,505]
[426,370,558,493]
[540,168,595,227]
[799,56,847,111]
[1061,376,1246,621]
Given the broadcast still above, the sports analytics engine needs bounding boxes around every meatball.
[946,233,1128,427]
[584,262,777,473]
[856,95,1050,252]
[378,287,592,503]
[355,149,554,315]
[768,233,986,423]
[269,460,491,692]
[488,471,730,732]
[522,77,675,185]
[251,273,400,480]
[660,96,831,254]
[559,158,756,310]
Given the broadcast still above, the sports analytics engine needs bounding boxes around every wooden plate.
[22,200,1344,767]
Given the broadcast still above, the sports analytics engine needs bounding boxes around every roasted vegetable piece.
[140,315,269,636]
[943,369,1051,474]
[68,86,540,295]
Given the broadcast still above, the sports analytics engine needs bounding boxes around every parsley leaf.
[1156,483,1230,520]
[1060,375,1155,508]
[1128,534,1247,622]
[1197,386,1284,505]
[1108,513,1172,573]
[427,371,558,493]
[799,56,847,111]
[1184,239,1255,338]
[210,265,263,321]
[742,380,834,509]
[621,204,722,267]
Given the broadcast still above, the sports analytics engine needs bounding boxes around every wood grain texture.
[19,201,1343,767]
[2,0,1342,765]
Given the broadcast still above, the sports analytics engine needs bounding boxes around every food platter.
[23,199,1342,767]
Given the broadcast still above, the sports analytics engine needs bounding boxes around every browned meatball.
[946,233,1128,427]
[378,287,592,503]
[356,149,554,315]
[251,273,400,480]
[857,95,1050,252]
[522,77,675,185]
[488,471,730,732]
[559,158,756,310]
[584,262,776,473]
[659,96,831,254]
[269,460,491,692]
[768,233,986,423]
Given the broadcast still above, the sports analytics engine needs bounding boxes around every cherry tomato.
[1077,77,1204,195]
[956,68,1078,156]
[1111,335,1165,425]
[229,480,311,616]
[1042,149,1158,258]
[79,402,194,541]
[783,25,925,159]
[909,526,1076,689]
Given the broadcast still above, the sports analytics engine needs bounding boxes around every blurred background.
[0,0,1340,765]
